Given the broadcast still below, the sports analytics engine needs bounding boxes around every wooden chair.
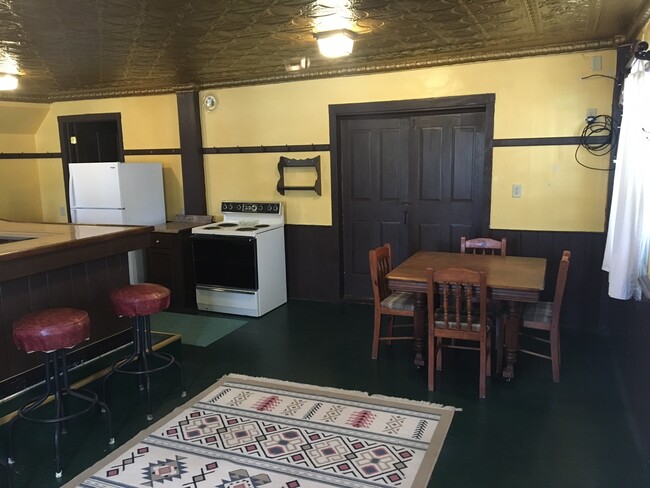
[426,267,491,398]
[369,244,415,359]
[497,250,570,383]
[461,237,507,256]
[460,236,506,348]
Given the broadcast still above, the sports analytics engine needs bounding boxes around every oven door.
[191,234,258,291]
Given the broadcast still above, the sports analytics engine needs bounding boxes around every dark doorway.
[58,113,124,220]
[331,95,495,301]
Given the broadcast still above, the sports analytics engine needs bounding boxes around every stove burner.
[237,227,258,231]
[202,225,221,230]
[217,223,238,227]
[255,224,269,228]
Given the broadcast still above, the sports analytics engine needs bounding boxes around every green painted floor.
[1,300,649,487]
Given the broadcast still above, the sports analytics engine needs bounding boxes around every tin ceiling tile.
[0,0,647,101]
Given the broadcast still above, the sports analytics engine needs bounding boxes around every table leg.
[502,300,523,380]
[413,292,426,367]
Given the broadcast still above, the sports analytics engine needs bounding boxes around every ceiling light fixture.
[0,73,18,90]
[314,29,356,58]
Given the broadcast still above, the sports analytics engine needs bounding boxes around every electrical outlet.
[512,184,522,198]
[59,206,66,216]
[586,108,597,119]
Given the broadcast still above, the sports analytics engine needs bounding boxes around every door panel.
[342,117,410,298]
[452,126,476,200]
[351,220,373,274]
[418,126,443,201]
[417,223,441,252]
[410,112,485,254]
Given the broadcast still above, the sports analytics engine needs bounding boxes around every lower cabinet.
[147,229,197,312]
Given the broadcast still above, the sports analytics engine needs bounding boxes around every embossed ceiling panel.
[0,0,648,101]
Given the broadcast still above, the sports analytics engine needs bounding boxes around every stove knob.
[227,203,233,210]
[235,204,242,211]
[251,204,257,212]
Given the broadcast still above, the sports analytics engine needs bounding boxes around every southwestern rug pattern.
[65,374,455,487]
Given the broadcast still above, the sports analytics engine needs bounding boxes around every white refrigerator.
[69,162,166,283]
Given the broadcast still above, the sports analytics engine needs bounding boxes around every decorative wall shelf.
[277,156,321,195]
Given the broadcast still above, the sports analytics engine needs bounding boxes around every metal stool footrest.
[112,350,178,376]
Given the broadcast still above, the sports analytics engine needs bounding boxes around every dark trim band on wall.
[203,144,330,154]
[1,136,607,160]
[0,152,61,159]
[494,135,610,147]
[123,148,181,155]
[0,144,330,160]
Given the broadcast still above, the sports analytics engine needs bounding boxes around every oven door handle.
[196,285,256,295]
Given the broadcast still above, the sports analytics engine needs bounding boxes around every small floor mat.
[150,312,247,347]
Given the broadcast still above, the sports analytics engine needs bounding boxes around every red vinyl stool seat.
[103,284,185,421]
[7,308,113,479]
[110,283,171,318]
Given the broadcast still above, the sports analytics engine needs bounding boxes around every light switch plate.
[512,184,522,198]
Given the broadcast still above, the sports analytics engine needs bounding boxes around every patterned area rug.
[65,374,455,487]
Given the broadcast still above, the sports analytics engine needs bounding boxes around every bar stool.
[7,308,113,479]
[103,284,186,421]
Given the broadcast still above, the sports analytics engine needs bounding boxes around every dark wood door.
[341,110,487,300]
[341,117,410,298]
[66,120,120,163]
[409,111,485,254]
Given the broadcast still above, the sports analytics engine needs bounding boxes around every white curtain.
[602,59,650,300]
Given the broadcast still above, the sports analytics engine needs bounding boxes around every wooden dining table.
[386,251,547,380]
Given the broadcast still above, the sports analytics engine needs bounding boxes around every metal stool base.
[103,314,185,421]
[7,349,113,478]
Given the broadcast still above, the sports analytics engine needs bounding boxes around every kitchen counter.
[152,221,203,234]
[0,220,153,280]
[0,220,153,393]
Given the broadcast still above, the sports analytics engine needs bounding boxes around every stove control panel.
[221,201,282,214]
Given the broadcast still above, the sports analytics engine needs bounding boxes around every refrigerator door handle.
[70,206,126,210]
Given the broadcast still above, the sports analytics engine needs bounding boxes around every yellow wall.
[201,49,615,230]
[34,95,182,222]
[2,49,616,231]
[0,134,43,221]
[0,101,49,221]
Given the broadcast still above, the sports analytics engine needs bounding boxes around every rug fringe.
[223,373,461,411]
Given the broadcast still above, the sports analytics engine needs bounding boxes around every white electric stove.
[191,202,287,317]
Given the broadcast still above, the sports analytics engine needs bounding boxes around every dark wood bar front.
[0,220,153,389]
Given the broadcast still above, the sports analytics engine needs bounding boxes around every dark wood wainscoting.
[607,297,650,460]
[0,254,132,392]
[285,224,607,331]
[285,224,340,302]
